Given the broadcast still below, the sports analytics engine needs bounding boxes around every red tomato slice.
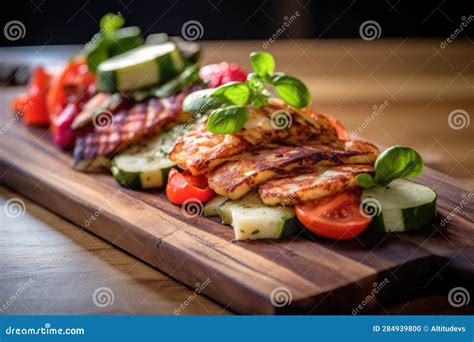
[327,116,350,140]
[12,66,51,125]
[22,93,49,125]
[29,67,51,95]
[47,57,93,120]
[166,169,215,205]
[295,192,371,240]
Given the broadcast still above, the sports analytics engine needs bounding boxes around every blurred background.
[0,0,472,46]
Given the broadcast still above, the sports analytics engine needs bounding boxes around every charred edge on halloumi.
[258,164,375,205]
[169,98,340,175]
[208,142,379,200]
[168,122,254,175]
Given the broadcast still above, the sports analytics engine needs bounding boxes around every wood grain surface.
[0,186,230,315]
[1,39,473,314]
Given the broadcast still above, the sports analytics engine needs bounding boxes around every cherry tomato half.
[296,192,371,240]
[166,169,215,205]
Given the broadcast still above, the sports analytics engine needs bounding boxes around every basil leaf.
[374,146,424,186]
[356,173,376,188]
[272,73,311,108]
[182,88,222,113]
[206,105,249,134]
[246,73,264,92]
[251,94,269,108]
[211,82,250,105]
[250,52,275,76]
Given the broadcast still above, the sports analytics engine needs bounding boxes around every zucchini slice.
[217,193,298,240]
[361,179,437,232]
[203,196,228,217]
[111,155,174,190]
[97,42,185,92]
[110,134,176,189]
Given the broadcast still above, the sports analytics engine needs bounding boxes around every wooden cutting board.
[1,110,473,315]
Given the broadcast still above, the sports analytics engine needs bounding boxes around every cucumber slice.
[231,207,297,240]
[170,37,201,64]
[204,196,228,217]
[111,134,176,189]
[97,42,185,92]
[217,193,298,240]
[217,202,233,225]
[111,155,174,189]
[217,193,262,225]
[132,64,199,102]
[85,27,144,72]
[108,27,144,57]
[361,179,437,232]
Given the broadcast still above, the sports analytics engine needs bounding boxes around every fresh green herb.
[206,105,249,134]
[272,73,311,108]
[250,51,275,76]
[212,82,251,105]
[184,51,312,134]
[250,94,269,108]
[182,88,223,113]
[357,146,424,188]
[246,73,265,92]
[85,13,144,71]
[355,173,376,188]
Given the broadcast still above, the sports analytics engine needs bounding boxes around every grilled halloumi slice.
[208,146,335,200]
[208,141,379,200]
[169,98,339,175]
[321,139,380,164]
[239,98,338,145]
[259,165,374,205]
[168,122,253,175]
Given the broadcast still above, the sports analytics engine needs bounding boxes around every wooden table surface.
[0,39,473,315]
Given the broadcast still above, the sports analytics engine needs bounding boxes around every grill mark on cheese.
[259,165,375,205]
[168,122,254,175]
[169,98,341,175]
[208,142,378,200]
